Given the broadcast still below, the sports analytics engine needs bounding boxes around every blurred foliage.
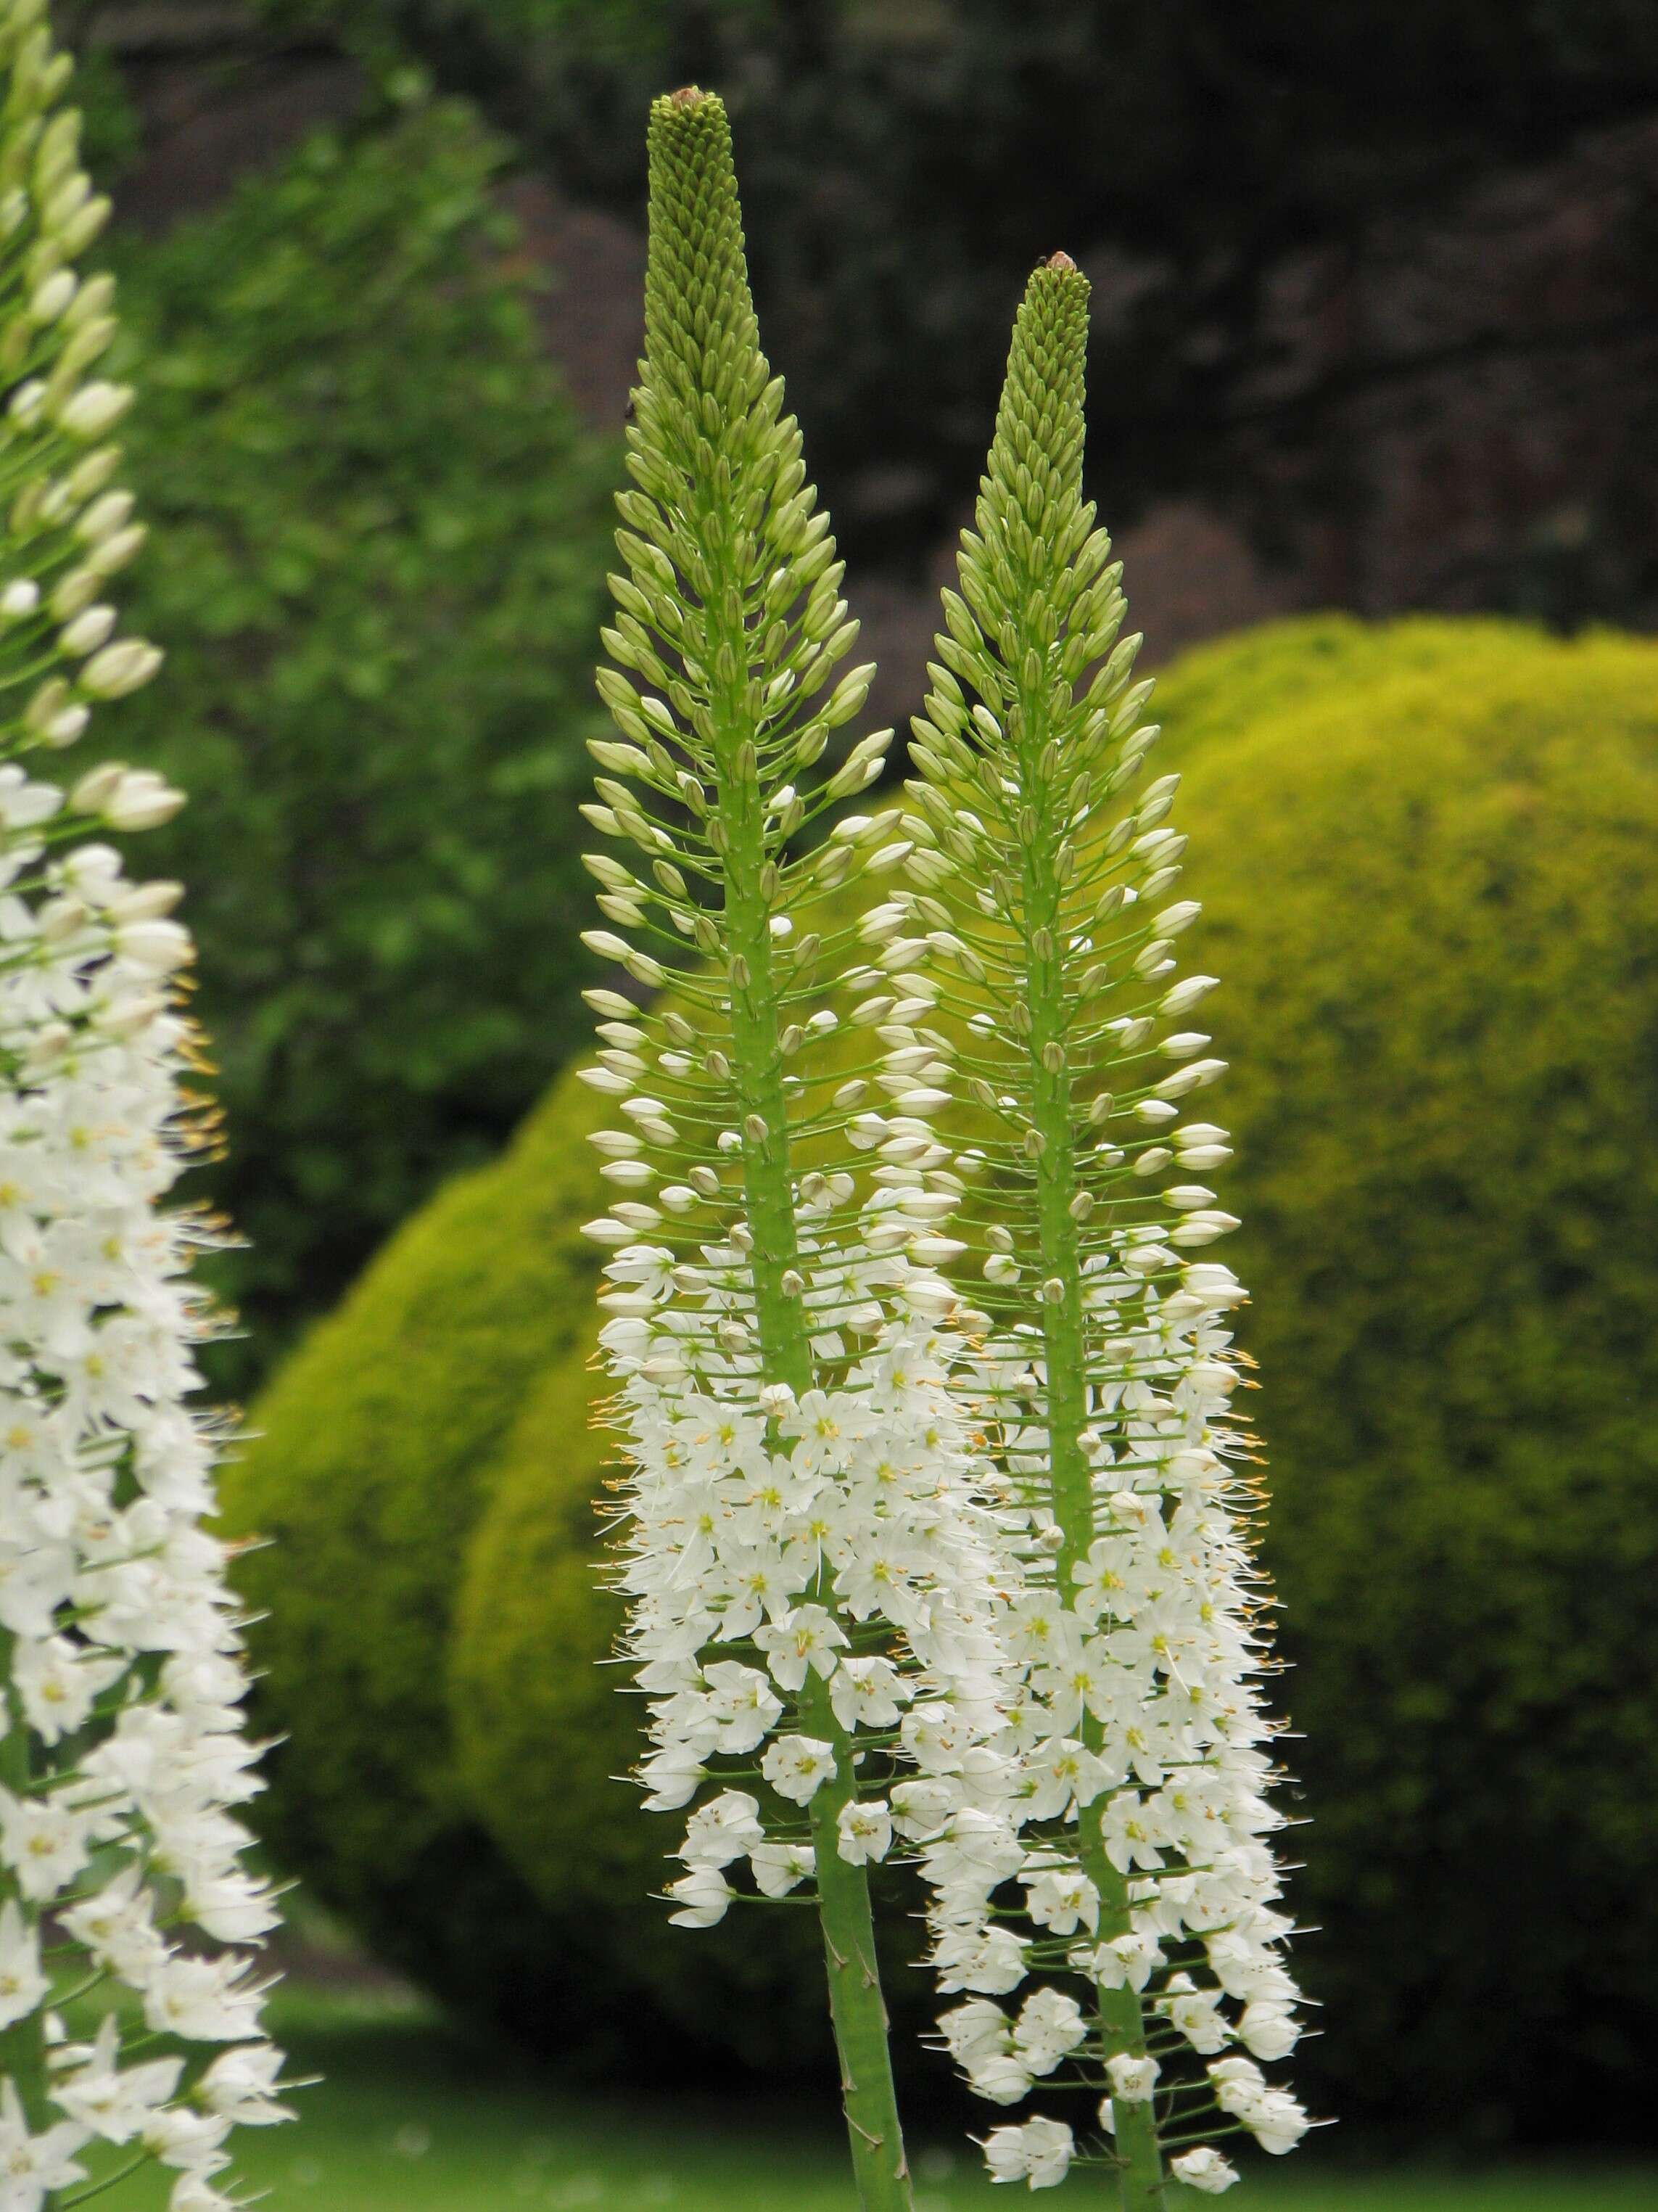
[99,94,617,1386]
[223,614,1658,2142]
[252,0,1658,570]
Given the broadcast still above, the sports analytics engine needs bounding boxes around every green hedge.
[104,94,617,1391]
[224,617,1658,2138]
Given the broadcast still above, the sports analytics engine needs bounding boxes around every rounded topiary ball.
[225,616,1658,2138]
[1162,615,1658,2142]
[216,1064,616,2044]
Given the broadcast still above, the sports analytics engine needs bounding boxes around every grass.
[85,1987,1656,2212]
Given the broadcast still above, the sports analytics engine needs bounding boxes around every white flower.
[890,1776,957,1838]
[753,1605,846,1690]
[1012,1987,1086,2076]
[0,1788,108,1901]
[141,2103,233,2171]
[1159,1974,1232,2056]
[941,1999,1008,2066]
[58,1866,166,1980]
[760,1735,838,1804]
[1081,1928,1164,1994]
[969,2052,1033,2105]
[1171,2147,1240,2194]
[981,2116,1073,2189]
[665,1865,733,1928]
[198,2044,292,2126]
[1105,2052,1160,2103]
[0,1901,48,2030]
[0,2081,88,2207]
[836,1797,893,1865]
[1022,1864,1099,1936]
[12,1632,123,1742]
[701,1662,782,1753]
[51,2020,183,2144]
[750,1842,814,1898]
[828,1654,909,1731]
[142,1954,266,2044]
[1239,1997,1300,2060]
[181,1867,281,1946]
[1243,2086,1309,2156]
[680,1791,765,1868]
[169,2179,236,2212]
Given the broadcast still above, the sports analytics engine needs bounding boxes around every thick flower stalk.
[582,89,1004,2212]
[0,8,291,2208]
[880,258,1311,2200]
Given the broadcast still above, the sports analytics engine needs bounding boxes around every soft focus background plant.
[258,0,1658,616]
[105,91,616,1389]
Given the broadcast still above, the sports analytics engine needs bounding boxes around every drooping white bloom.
[981,2115,1075,2190]
[1169,2146,1240,2194]
[0,7,290,2198]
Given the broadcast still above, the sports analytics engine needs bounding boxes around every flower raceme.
[578,87,1007,2212]
[580,90,1313,2212]
[0,8,290,2208]
[880,257,1311,2200]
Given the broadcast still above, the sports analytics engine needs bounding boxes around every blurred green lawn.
[93,1989,1657,2212]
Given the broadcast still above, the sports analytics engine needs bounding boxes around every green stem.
[1020,728,1167,2212]
[712,584,912,2212]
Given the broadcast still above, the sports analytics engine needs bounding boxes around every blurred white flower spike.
[891,255,1313,2202]
[0,7,290,2208]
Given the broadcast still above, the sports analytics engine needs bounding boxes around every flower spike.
[0,7,290,2206]
[583,89,1005,2212]
[891,257,1311,2202]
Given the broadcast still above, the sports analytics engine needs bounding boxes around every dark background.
[67,0,1658,1372]
[92,4,1658,638]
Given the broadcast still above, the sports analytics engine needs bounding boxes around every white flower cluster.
[596,1193,1010,1917]
[0,9,289,2206]
[908,1265,1311,2188]
[854,821,1311,2187]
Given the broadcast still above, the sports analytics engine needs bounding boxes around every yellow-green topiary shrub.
[218,1065,615,2041]
[223,616,1658,2135]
